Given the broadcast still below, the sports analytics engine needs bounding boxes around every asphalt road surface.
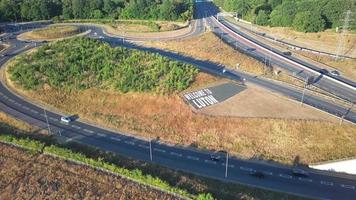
[200,2,356,104]
[0,4,355,200]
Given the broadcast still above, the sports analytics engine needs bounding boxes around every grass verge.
[0,114,308,200]
[18,25,82,41]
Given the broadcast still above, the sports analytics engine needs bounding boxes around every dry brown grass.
[0,144,182,200]
[0,112,37,133]
[18,25,81,41]
[144,31,304,87]
[297,51,356,80]
[6,80,356,164]
[225,17,356,57]
[3,41,356,165]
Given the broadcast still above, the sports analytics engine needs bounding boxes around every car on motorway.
[210,150,227,162]
[246,47,256,51]
[292,168,309,177]
[249,170,265,179]
[330,70,340,76]
[319,68,329,75]
[283,51,292,56]
[60,116,73,123]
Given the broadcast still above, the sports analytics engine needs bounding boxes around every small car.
[292,168,309,177]
[319,69,329,74]
[60,116,72,123]
[209,150,227,162]
[330,70,340,76]
[249,170,265,179]
[283,51,292,56]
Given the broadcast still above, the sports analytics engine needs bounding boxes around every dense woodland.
[9,38,198,93]
[214,0,355,32]
[0,0,193,22]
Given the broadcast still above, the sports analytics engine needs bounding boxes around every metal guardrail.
[229,17,356,60]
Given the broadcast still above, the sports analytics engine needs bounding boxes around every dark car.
[249,170,265,179]
[319,69,329,74]
[330,70,340,76]
[209,150,227,162]
[292,169,309,177]
[283,51,292,56]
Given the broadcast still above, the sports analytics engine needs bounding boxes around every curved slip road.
[0,5,356,200]
[200,1,356,104]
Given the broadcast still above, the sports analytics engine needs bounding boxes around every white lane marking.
[8,99,14,102]
[240,166,253,172]
[298,177,312,182]
[83,129,94,134]
[97,133,106,137]
[262,171,273,176]
[49,117,58,121]
[320,181,334,186]
[71,125,81,129]
[30,110,39,114]
[14,102,21,106]
[138,144,149,149]
[124,141,135,145]
[153,148,166,153]
[341,184,355,190]
[170,152,183,157]
[3,95,8,99]
[279,174,292,179]
[22,106,30,110]
[110,137,121,142]
[221,163,235,168]
[204,160,217,164]
[187,155,200,161]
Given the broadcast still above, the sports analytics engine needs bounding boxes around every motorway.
[201,2,356,104]
[0,2,356,200]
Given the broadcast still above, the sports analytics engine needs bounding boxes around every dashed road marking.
[22,106,29,110]
[320,181,334,186]
[341,184,355,190]
[204,160,217,164]
[262,171,273,176]
[154,148,166,153]
[49,117,58,121]
[110,137,121,142]
[14,102,21,106]
[279,174,292,179]
[221,163,234,168]
[97,133,106,137]
[187,155,200,161]
[83,129,94,134]
[71,125,81,129]
[240,166,253,172]
[298,177,312,182]
[170,152,183,157]
[30,110,39,114]
[138,144,149,149]
[124,141,135,145]
[8,99,14,103]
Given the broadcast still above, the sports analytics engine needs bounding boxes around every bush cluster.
[8,37,198,94]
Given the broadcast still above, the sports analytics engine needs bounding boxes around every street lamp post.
[225,151,229,178]
[43,108,52,135]
[149,134,153,161]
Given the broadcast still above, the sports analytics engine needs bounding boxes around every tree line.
[0,0,193,22]
[9,38,198,94]
[214,0,355,32]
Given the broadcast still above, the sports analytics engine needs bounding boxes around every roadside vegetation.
[214,0,355,32]
[8,37,198,93]
[0,0,193,22]
[18,25,82,40]
[0,114,307,200]
[4,37,356,165]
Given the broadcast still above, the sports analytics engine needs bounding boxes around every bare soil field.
[17,25,82,41]
[200,83,339,122]
[0,144,183,200]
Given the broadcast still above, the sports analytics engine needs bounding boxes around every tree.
[293,11,325,32]
[255,10,269,25]
[269,1,297,27]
